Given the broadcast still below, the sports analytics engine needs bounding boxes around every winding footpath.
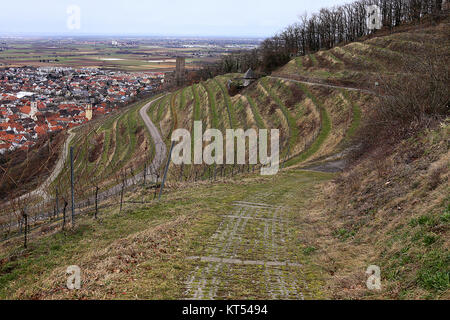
[17,128,77,202]
[269,75,377,95]
[139,96,168,174]
[1,95,168,232]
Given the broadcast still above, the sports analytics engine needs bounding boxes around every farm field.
[0,40,235,72]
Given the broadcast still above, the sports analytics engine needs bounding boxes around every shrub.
[351,42,449,158]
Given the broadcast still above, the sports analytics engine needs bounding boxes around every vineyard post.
[70,147,75,226]
[94,186,99,219]
[158,141,175,200]
[120,173,125,214]
[22,208,28,249]
[55,187,59,219]
[63,200,68,230]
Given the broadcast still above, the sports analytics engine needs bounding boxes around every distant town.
[0,35,262,155]
[0,66,165,154]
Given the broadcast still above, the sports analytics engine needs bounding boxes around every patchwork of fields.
[0,43,216,72]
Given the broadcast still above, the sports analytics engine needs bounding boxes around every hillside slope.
[0,20,448,300]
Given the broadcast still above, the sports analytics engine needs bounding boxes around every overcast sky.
[0,0,349,38]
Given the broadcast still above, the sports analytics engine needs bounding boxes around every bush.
[352,42,449,158]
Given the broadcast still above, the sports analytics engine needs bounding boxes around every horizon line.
[0,32,267,40]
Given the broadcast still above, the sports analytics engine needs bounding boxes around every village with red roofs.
[0,67,164,154]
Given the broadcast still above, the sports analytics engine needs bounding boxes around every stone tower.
[175,57,186,86]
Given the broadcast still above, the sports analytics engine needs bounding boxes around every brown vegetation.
[0,131,65,200]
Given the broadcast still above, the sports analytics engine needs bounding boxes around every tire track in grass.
[184,198,306,300]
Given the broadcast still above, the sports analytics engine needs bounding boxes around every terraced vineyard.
[35,54,376,199]
[2,39,381,229]
[274,24,449,90]
[145,74,371,180]
[51,97,159,198]
[9,27,430,233]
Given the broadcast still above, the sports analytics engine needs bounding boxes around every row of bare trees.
[193,0,446,78]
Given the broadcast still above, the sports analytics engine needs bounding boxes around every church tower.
[85,104,93,121]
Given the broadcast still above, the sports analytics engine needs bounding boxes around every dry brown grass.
[328,121,449,299]
[21,215,189,300]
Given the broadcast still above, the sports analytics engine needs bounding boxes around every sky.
[0,0,349,38]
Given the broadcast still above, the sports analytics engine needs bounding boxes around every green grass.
[417,250,450,292]
[309,54,318,67]
[179,87,186,110]
[191,84,202,122]
[0,169,334,299]
[246,96,265,129]
[341,90,362,141]
[284,84,332,167]
[324,52,344,65]
[214,78,237,128]
[156,96,169,122]
[201,82,219,129]
[384,202,450,297]
[260,78,299,158]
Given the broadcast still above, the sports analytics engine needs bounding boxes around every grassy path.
[182,170,333,299]
[0,169,333,299]
[191,84,202,122]
[246,96,265,129]
[341,90,362,141]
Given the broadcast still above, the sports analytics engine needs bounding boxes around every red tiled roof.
[35,124,48,136]
[20,105,31,114]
